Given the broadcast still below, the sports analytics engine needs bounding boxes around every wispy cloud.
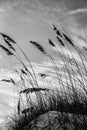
[69,8,87,15]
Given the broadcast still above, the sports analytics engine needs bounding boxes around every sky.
[0,0,87,127]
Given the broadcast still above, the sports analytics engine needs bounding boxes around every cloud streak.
[69,8,87,15]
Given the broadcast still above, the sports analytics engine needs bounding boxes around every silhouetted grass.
[30,41,46,54]
[5,89,87,130]
[1,24,87,130]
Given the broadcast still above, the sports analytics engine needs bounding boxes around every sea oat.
[17,99,20,115]
[39,73,47,78]
[52,24,62,37]
[21,69,27,75]
[1,79,12,83]
[0,32,16,44]
[56,36,65,46]
[52,24,57,31]
[4,39,16,51]
[30,41,46,54]
[48,39,55,47]
[10,78,16,85]
[56,30,62,37]
[20,87,49,94]
[0,44,13,56]
[63,33,74,47]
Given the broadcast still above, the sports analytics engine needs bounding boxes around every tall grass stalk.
[1,24,87,130]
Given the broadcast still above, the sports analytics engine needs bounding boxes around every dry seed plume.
[56,30,62,37]
[0,33,16,44]
[0,44,13,56]
[21,69,27,75]
[52,24,62,37]
[1,78,16,85]
[48,39,55,47]
[20,87,49,94]
[17,99,20,115]
[56,36,65,46]
[10,78,16,85]
[4,39,16,51]
[39,73,47,78]
[63,33,74,47]
[1,79,12,83]
[52,24,57,31]
[30,41,46,54]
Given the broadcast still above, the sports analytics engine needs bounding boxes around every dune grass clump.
[1,24,87,129]
[5,90,87,130]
